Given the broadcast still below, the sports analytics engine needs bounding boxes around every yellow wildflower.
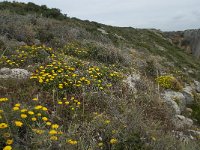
[46,122,52,126]
[28,111,34,115]
[31,118,37,121]
[6,139,13,145]
[13,107,19,111]
[67,139,78,145]
[21,114,27,119]
[49,130,57,135]
[34,105,42,110]
[14,121,23,127]
[42,117,48,121]
[32,98,38,101]
[0,123,8,129]
[110,138,117,144]
[50,136,58,141]
[0,98,8,102]
[51,124,59,129]
[3,146,12,150]
[20,109,27,113]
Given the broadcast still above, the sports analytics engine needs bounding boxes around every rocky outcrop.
[0,68,30,79]
[171,115,193,129]
[123,73,141,94]
[162,90,185,115]
[182,86,194,105]
[165,29,200,58]
[194,80,200,93]
[161,89,195,130]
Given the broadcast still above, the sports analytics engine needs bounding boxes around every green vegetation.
[156,75,183,91]
[0,1,67,20]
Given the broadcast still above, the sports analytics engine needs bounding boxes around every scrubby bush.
[0,1,67,20]
[156,75,183,91]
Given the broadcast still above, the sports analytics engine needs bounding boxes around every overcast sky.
[3,0,200,31]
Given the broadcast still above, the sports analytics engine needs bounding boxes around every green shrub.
[156,75,183,91]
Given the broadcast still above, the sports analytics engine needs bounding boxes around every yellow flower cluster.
[0,97,68,148]
[63,43,89,58]
[0,45,52,67]
[0,97,8,102]
[110,138,118,144]
[57,96,81,111]
[30,56,122,93]
[67,139,78,145]
[156,75,182,90]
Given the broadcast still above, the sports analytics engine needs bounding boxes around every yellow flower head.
[3,146,12,150]
[6,139,13,145]
[28,111,34,115]
[0,98,8,102]
[31,118,37,121]
[34,105,42,110]
[67,139,78,145]
[21,114,27,119]
[110,138,118,144]
[0,123,8,129]
[50,136,58,141]
[15,121,23,127]
[32,98,38,101]
[15,103,20,107]
[49,130,57,135]
[42,117,48,121]
[42,107,48,111]
[20,109,27,113]
[46,122,52,126]
[13,107,19,111]
[51,124,59,129]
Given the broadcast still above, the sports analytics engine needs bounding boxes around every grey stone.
[162,90,186,115]
[34,39,41,45]
[123,73,141,94]
[18,41,26,46]
[182,86,194,104]
[194,80,200,93]
[97,28,108,35]
[0,68,30,79]
[185,107,193,113]
[172,115,193,129]
[0,68,12,75]
[187,130,200,137]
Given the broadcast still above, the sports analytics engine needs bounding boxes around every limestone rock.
[0,68,11,75]
[194,80,200,93]
[172,115,193,129]
[97,28,108,35]
[182,86,194,104]
[123,73,141,93]
[34,39,41,45]
[187,130,200,138]
[162,90,186,115]
[0,68,30,79]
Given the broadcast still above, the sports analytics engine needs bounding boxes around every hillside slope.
[0,2,200,150]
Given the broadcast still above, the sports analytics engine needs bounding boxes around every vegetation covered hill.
[0,1,200,150]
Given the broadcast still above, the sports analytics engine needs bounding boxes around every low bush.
[156,75,183,91]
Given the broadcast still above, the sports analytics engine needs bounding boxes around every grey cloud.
[3,0,200,31]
